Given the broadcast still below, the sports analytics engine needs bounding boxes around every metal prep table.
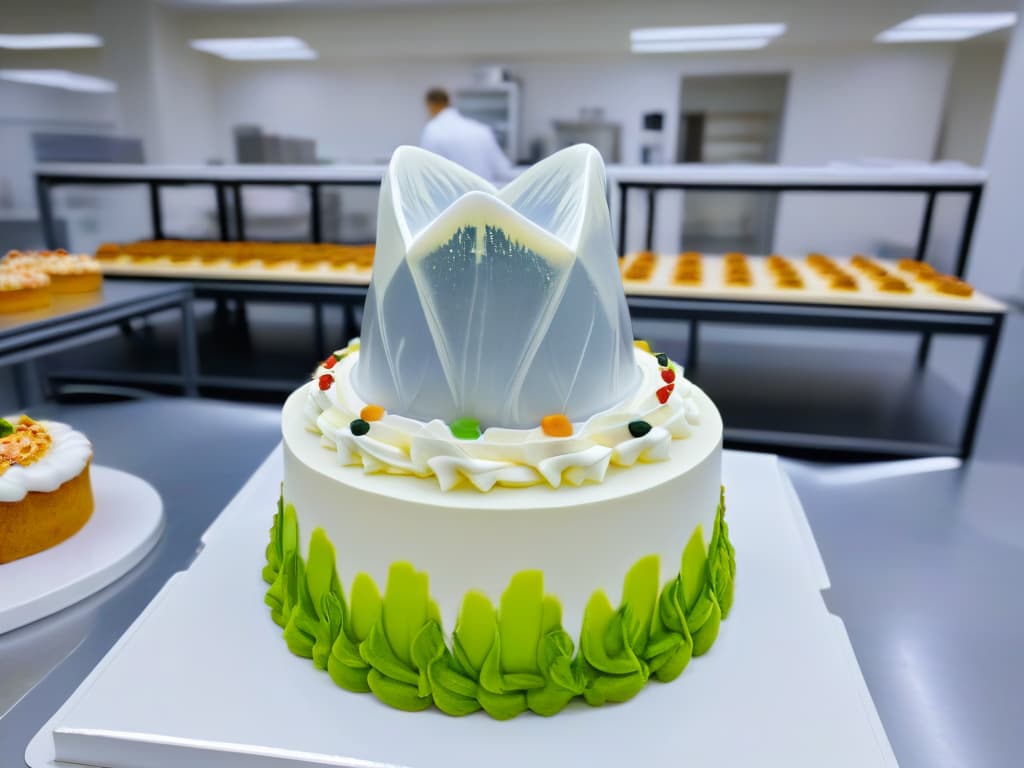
[0,281,198,407]
[1,367,1023,767]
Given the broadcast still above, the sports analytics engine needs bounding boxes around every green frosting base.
[263,487,735,719]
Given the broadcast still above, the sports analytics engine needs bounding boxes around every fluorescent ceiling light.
[189,36,316,61]
[0,33,103,50]
[0,69,116,93]
[633,38,773,54]
[630,23,785,54]
[631,23,786,43]
[876,13,1017,43]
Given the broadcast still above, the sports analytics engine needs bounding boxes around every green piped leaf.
[527,629,584,716]
[498,570,544,674]
[681,525,707,612]
[382,562,431,667]
[453,591,497,676]
[281,503,298,559]
[282,554,317,658]
[328,627,371,693]
[262,490,285,584]
[306,529,337,618]
[540,595,562,635]
[413,621,481,716]
[646,576,693,682]
[312,591,344,670]
[348,573,381,642]
[360,615,419,687]
[621,554,660,651]
[707,488,737,618]
[580,591,641,676]
[367,669,432,712]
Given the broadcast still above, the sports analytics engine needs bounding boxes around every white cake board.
[26,447,898,768]
[0,466,164,635]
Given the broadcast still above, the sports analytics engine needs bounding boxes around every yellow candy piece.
[360,404,385,422]
[633,340,651,353]
[541,414,574,438]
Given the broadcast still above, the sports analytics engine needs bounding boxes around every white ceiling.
[163,0,1017,50]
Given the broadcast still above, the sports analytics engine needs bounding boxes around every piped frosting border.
[304,344,702,492]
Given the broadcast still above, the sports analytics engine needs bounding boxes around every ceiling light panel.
[630,23,785,54]
[876,13,1017,43]
[0,33,103,50]
[0,69,116,93]
[189,36,316,61]
[631,23,786,43]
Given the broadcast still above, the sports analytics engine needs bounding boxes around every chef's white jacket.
[420,107,513,184]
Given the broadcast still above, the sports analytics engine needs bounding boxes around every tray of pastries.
[1,250,103,314]
[620,251,1003,313]
[96,241,374,285]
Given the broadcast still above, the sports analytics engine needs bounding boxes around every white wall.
[968,1,1024,299]
[939,42,1006,165]
[0,81,118,211]
[206,45,957,256]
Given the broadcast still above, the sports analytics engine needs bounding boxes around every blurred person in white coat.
[420,88,513,184]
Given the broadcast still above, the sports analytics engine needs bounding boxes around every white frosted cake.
[266,145,734,718]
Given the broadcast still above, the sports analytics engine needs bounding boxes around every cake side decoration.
[263,488,735,718]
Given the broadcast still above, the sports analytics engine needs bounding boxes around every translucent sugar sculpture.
[354,144,639,429]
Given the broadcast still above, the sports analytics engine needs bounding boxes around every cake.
[0,262,51,313]
[0,416,94,563]
[266,145,734,718]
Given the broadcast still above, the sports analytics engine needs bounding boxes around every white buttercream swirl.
[304,344,701,492]
[0,420,93,503]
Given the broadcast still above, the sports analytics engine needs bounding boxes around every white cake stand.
[0,466,164,636]
[25,448,897,768]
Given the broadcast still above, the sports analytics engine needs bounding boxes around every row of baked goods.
[0,250,103,314]
[96,240,375,270]
[622,250,975,298]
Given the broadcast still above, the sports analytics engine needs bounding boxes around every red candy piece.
[661,368,676,384]
[656,384,675,404]
[318,373,333,391]
[323,355,338,370]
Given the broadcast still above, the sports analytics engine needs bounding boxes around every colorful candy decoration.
[323,355,338,370]
[633,339,651,353]
[628,420,652,438]
[350,419,370,436]
[541,414,573,438]
[661,368,676,384]
[655,353,668,367]
[0,418,12,438]
[656,385,674,404]
[318,373,333,391]
[360,404,385,422]
[450,418,481,440]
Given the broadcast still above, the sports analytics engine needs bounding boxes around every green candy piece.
[628,420,652,438]
[655,353,669,367]
[450,418,481,440]
[0,418,13,438]
[350,419,370,436]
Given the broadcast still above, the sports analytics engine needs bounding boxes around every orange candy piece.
[541,414,573,437]
[360,404,385,422]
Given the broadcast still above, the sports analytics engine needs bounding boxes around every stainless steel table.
[0,281,198,406]
[1,392,1023,767]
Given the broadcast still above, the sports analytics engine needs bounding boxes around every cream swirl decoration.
[0,420,93,503]
[305,344,701,492]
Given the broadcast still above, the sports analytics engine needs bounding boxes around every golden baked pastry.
[0,416,94,563]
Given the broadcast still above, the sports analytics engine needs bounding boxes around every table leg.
[179,297,200,397]
[313,301,325,357]
[13,361,44,408]
[959,315,1003,457]
[687,320,700,374]
[916,334,932,368]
